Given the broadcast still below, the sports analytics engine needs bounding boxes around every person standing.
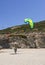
[14,44,17,54]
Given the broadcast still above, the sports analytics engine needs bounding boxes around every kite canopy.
[24,18,34,28]
[24,18,30,23]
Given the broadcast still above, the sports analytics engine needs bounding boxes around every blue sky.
[0,0,45,30]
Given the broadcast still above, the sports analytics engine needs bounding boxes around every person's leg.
[14,48,17,54]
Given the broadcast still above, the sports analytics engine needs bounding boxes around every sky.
[0,0,45,30]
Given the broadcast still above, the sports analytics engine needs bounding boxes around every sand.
[0,49,45,65]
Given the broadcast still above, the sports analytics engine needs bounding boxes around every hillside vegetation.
[0,20,45,34]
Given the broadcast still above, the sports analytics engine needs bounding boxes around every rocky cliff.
[0,32,45,49]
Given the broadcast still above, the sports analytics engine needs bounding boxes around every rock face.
[0,35,10,49]
[0,32,45,48]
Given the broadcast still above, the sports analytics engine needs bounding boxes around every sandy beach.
[0,49,45,65]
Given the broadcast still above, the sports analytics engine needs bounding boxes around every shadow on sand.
[10,51,23,55]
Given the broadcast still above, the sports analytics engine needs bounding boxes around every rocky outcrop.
[0,32,45,48]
